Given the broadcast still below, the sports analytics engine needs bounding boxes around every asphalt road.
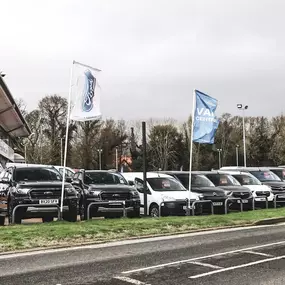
[1,223,285,284]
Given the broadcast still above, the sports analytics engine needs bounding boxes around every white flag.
[70,61,102,121]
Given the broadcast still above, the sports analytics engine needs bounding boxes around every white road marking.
[188,261,223,269]
[122,240,285,274]
[189,254,285,279]
[114,276,151,285]
[243,250,274,257]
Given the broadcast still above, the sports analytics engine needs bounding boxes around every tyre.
[42,217,53,223]
[0,216,5,226]
[149,204,159,217]
[128,208,140,218]
[8,199,21,224]
[63,200,78,222]
[79,199,87,221]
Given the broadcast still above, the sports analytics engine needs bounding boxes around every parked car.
[199,171,254,209]
[159,171,230,213]
[122,172,203,217]
[219,171,274,207]
[0,165,78,224]
[72,170,140,219]
[220,167,285,202]
[267,167,285,181]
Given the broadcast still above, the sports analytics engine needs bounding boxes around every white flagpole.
[60,60,75,220]
[188,89,196,212]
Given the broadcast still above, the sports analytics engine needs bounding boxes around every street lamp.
[237,104,248,167]
[236,145,239,166]
[97,149,103,170]
[217,148,222,169]
[115,146,118,171]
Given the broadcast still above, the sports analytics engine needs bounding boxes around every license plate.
[237,199,248,203]
[109,202,123,206]
[39,199,59,204]
[183,205,187,210]
[213,202,223,206]
[256,198,266,201]
[278,195,285,198]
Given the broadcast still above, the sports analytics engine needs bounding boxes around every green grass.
[1,208,285,253]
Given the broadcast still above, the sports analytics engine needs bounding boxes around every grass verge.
[1,208,285,253]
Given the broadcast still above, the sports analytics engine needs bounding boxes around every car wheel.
[149,204,159,218]
[42,217,54,223]
[63,200,78,222]
[8,200,21,224]
[0,216,5,226]
[79,200,87,221]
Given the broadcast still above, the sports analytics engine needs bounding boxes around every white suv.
[121,172,202,217]
[220,171,274,205]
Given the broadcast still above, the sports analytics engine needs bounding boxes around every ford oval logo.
[113,194,120,198]
[44,191,53,195]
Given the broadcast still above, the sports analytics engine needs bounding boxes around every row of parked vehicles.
[0,163,285,225]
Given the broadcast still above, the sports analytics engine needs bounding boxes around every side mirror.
[128,180,134,186]
[72,179,82,187]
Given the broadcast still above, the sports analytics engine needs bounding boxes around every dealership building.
[0,75,31,169]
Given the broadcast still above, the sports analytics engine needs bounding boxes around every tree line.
[15,94,285,171]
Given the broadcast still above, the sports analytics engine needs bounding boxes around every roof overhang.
[0,76,31,137]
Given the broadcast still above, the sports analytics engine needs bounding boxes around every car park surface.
[1,223,285,284]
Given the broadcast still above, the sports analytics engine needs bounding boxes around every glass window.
[84,172,128,185]
[233,174,261,185]
[250,171,281,182]
[206,174,241,186]
[147,177,185,191]
[14,168,61,182]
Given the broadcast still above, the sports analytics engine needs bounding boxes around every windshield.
[206,174,241,186]
[147,177,186,191]
[173,174,214,188]
[14,168,61,182]
[250,171,281,182]
[84,172,128,185]
[233,174,261,185]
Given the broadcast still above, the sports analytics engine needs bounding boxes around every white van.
[121,172,202,217]
[219,171,274,204]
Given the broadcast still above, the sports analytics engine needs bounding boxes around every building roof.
[0,76,31,137]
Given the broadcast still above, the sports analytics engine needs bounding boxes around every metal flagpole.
[60,60,75,220]
[188,89,196,214]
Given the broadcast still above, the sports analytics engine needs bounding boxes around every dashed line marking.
[114,276,151,285]
[122,240,285,274]
[188,261,223,269]
[189,254,285,279]
[243,250,274,257]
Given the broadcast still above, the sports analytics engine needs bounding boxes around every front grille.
[256,191,270,197]
[271,186,285,191]
[232,192,251,199]
[101,192,131,201]
[30,189,62,199]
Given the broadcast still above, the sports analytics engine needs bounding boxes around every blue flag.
[193,90,219,144]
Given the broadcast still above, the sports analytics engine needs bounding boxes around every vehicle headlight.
[198,194,204,200]
[15,188,30,196]
[89,190,101,197]
[225,191,233,196]
[130,190,140,198]
[65,187,76,195]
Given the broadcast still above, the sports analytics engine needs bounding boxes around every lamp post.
[217,148,222,169]
[237,104,248,167]
[98,149,103,170]
[115,147,118,171]
[236,145,239,166]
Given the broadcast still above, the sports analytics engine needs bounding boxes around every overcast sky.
[1,0,284,121]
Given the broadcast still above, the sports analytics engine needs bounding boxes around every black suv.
[161,171,229,213]
[72,170,141,219]
[199,171,254,209]
[0,166,78,224]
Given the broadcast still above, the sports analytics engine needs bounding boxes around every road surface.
[1,223,285,284]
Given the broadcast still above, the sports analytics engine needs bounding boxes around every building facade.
[0,75,31,170]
